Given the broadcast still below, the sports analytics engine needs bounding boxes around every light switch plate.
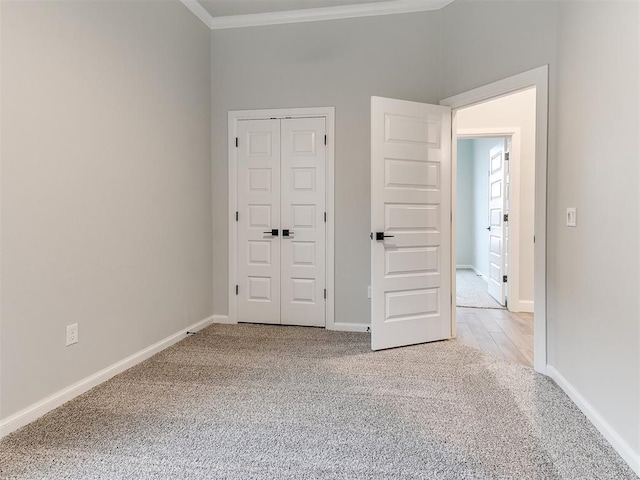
[566,207,577,227]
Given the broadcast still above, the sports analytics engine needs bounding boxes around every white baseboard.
[456,264,474,270]
[516,300,534,313]
[546,365,640,476]
[212,314,235,324]
[329,322,370,333]
[0,315,214,439]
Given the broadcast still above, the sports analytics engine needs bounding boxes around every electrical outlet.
[66,323,78,346]
[566,207,577,227]
[368,286,372,299]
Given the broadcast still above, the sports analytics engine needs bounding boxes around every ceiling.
[198,0,392,18]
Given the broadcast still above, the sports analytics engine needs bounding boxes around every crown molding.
[181,0,454,30]
[180,0,215,29]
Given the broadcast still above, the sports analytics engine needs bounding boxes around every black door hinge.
[324,135,327,146]
[324,289,327,299]
[235,211,238,222]
[235,137,238,148]
[505,152,510,161]
[503,275,508,283]
[324,212,327,223]
[503,213,508,222]
[235,285,239,295]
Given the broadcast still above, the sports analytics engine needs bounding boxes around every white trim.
[228,107,335,329]
[212,315,234,324]
[0,315,214,438]
[330,322,370,333]
[546,366,640,477]
[450,118,457,338]
[441,65,549,374]
[207,0,454,30]
[517,300,534,313]
[179,0,215,28]
[457,127,524,316]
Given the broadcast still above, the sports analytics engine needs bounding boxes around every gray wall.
[456,139,473,267]
[0,1,212,419]
[442,0,639,454]
[553,1,639,452]
[211,12,442,324]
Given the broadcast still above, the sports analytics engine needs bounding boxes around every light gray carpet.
[457,268,505,309]
[1,324,635,479]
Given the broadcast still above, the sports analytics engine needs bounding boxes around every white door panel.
[237,119,281,324]
[371,96,451,351]
[281,118,326,327]
[488,142,507,305]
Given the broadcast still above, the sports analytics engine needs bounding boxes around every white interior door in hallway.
[488,142,507,305]
[370,96,452,350]
[236,117,326,327]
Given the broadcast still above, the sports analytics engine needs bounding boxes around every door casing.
[228,107,335,328]
[440,65,549,374]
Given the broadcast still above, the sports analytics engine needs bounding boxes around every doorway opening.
[456,136,511,311]
[453,89,536,366]
[441,66,548,373]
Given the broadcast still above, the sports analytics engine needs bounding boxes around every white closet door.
[280,118,326,327]
[237,119,281,324]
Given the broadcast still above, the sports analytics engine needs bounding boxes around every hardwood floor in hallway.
[456,307,534,367]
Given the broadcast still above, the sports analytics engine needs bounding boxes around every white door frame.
[228,107,335,328]
[457,127,526,313]
[440,65,548,374]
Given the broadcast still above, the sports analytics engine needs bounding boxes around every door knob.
[282,229,294,237]
[486,226,491,231]
[375,232,394,241]
[263,229,279,236]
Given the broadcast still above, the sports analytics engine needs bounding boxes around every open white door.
[487,143,507,305]
[371,96,452,351]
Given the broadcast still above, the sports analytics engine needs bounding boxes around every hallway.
[456,307,534,367]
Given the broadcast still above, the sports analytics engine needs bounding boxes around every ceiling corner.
[180,0,215,29]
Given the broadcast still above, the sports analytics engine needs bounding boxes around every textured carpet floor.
[457,269,505,309]
[1,324,635,479]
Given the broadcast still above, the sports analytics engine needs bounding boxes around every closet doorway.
[228,108,335,327]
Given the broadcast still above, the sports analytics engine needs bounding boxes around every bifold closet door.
[280,118,326,327]
[236,119,281,324]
